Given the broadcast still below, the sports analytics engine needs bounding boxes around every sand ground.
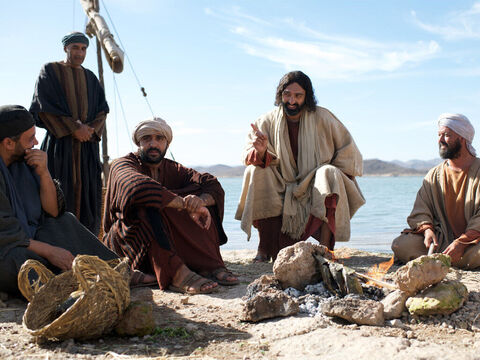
[0,247,479,360]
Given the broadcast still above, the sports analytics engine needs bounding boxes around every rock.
[381,290,410,320]
[240,288,299,322]
[115,301,155,337]
[394,254,451,294]
[321,297,384,326]
[273,241,330,290]
[244,275,282,300]
[406,280,468,316]
[388,319,404,328]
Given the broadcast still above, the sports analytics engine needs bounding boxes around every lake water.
[218,176,424,254]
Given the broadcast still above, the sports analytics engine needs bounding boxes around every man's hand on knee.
[188,206,211,230]
[443,240,468,264]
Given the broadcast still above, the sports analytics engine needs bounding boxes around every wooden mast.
[91,0,109,185]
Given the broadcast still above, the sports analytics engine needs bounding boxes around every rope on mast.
[100,0,155,118]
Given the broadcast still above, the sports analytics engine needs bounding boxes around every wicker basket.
[18,255,131,341]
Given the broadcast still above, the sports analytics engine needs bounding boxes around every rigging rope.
[112,73,134,152]
[100,0,155,118]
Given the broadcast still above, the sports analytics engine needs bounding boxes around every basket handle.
[17,260,55,301]
[72,255,129,314]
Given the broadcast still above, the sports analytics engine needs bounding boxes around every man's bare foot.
[171,264,218,294]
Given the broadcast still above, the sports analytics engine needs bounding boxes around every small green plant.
[152,326,190,339]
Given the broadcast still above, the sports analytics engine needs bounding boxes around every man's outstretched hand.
[188,206,212,230]
[250,123,268,159]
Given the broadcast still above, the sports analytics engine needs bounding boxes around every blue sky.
[1,0,480,166]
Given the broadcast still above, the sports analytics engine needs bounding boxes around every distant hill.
[362,159,425,176]
[391,158,442,172]
[193,158,442,177]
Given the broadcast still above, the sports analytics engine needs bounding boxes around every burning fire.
[365,256,394,286]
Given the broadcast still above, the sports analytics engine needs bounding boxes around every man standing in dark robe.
[0,105,117,296]
[30,32,108,235]
[103,117,238,294]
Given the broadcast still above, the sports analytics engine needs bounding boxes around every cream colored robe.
[407,158,480,250]
[235,106,365,241]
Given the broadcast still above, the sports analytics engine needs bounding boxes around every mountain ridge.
[192,158,443,177]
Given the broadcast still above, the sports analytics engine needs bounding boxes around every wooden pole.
[352,271,398,290]
[92,0,110,185]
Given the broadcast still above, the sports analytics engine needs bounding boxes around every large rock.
[115,301,155,337]
[273,241,331,290]
[394,254,451,294]
[240,288,299,322]
[381,290,410,320]
[322,297,384,326]
[406,280,468,316]
[244,275,282,300]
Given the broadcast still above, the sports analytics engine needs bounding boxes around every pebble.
[388,319,404,328]
[180,296,190,305]
[406,331,415,339]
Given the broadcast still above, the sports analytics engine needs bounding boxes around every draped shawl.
[236,106,365,240]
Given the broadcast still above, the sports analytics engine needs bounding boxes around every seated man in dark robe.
[0,105,118,296]
[103,117,238,294]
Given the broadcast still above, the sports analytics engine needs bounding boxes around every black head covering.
[0,105,35,140]
[62,32,89,47]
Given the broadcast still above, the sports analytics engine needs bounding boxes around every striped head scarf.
[438,113,476,156]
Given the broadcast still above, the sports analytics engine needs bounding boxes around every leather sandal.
[130,270,158,288]
[207,268,239,286]
[169,272,218,294]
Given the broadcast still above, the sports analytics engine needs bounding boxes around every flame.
[325,249,351,263]
[365,256,394,286]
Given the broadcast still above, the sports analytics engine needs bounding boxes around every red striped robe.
[102,153,227,273]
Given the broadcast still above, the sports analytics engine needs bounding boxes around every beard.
[11,142,27,163]
[139,147,167,164]
[283,101,305,116]
[439,138,462,159]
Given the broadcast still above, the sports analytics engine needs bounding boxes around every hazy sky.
[1,0,480,166]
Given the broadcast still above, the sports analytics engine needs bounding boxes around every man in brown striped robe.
[29,32,108,235]
[103,118,238,294]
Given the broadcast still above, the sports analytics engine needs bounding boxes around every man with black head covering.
[30,31,108,235]
[103,117,238,294]
[236,71,365,262]
[0,105,117,296]
[392,113,480,269]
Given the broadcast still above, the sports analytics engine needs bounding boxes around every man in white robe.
[235,71,365,262]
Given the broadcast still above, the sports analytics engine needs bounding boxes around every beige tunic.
[407,158,480,250]
[235,106,365,241]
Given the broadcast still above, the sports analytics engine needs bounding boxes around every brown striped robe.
[102,153,228,288]
[30,62,109,235]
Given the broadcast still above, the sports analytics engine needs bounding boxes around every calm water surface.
[218,176,424,253]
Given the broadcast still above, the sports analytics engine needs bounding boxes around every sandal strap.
[181,272,214,291]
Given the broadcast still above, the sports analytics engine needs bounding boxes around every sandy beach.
[0,247,479,360]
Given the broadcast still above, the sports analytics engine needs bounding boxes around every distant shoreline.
[193,158,441,178]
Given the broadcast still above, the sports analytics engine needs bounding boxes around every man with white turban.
[102,117,238,294]
[392,113,480,268]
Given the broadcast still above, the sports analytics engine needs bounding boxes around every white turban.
[438,113,476,156]
[132,117,173,146]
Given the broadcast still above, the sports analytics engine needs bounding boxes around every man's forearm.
[38,172,59,217]
[199,193,215,206]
